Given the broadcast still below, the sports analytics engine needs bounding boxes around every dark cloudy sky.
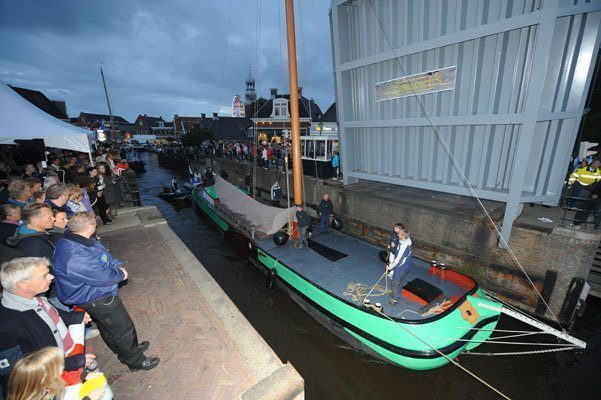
[0,0,334,122]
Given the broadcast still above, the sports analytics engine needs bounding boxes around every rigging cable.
[251,0,263,230]
[217,0,234,117]
[365,0,564,330]
[371,306,511,400]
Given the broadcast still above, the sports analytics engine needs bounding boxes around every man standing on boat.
[387,228,413,306]
[318,194,334,234]
[295,205,310,248]
[387,223,405,251]
[271,181,282,207]
[244,172,253,194]
[204,166,215,186]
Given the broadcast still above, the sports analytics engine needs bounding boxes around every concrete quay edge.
[97,206,304,400]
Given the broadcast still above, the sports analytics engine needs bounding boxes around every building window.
[271,99,289,118]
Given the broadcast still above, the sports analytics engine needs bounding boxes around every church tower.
[245,66,257,104]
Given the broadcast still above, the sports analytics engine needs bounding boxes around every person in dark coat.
[387,222,405,251]
[0,244,25,264]
[0,204,20,244]
[6,204,55,261]
[0,257,92,394]
[244,172,253,194]
[44,183,71,218]
[270,181,282,207]
[317,193,334,234]
[6,179,31,208]
[204,166,215,186]
[295,205,311,248]
[387,228,414,306]
[48,209,68,246]
[88,167,112,225]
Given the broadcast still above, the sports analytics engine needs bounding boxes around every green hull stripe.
[192,191,229,232]
[257,250,500,367]
[262,254,499,358]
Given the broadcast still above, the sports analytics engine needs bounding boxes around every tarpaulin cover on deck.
[0,82,92,153]
[214,176,296,235]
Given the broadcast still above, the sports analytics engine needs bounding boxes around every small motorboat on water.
[159,178,190,200]
[158,186,190,200]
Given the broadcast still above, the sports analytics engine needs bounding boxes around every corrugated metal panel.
[346,124,519,192]
[332,0,601,206]
[342,25,537,121]
[338,0,541,65]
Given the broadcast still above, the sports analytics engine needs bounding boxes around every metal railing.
[116,173,141,207]
[559,183,601,230]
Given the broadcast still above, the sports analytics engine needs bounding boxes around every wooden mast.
[100,65,116,141]
[284,0,303,206]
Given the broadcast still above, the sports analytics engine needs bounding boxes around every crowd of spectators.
[157,140,293,171]
[0,145,158,400]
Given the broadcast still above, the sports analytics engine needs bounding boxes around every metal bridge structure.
[330,0,601,244]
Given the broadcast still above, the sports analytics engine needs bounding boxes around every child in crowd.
[8,347,108,400]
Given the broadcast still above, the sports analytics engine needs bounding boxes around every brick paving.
[86,225,255,399]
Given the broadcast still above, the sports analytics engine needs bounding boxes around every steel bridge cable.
[252,0,263,230]
[365,0,564,330]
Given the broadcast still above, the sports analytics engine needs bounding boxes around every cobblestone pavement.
[87,225,255,399]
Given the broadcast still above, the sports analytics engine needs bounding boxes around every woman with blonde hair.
[8,347,65,400]
[8,347,107,400]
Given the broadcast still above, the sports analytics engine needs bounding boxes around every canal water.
[135,152,601,400]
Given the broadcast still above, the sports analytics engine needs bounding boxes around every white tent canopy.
[0,81,92,153]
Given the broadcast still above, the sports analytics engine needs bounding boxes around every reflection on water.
[136,152,601,400]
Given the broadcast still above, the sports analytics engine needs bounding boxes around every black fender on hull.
[266,268,278,291]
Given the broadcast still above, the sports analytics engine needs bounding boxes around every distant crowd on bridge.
[155,140,340,178]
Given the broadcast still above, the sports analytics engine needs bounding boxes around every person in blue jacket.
[53,211,160,371]
[331,151,340,180]
[387,227,413,306]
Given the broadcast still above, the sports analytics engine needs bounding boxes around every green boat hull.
[192,187,501,370]
[191,188,229,232]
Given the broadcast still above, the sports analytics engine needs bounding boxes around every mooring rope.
[362,271,389,302]
[463,347,578,357]
[371,306,511,400]
[425,337,579,347]
[343,281,389,302]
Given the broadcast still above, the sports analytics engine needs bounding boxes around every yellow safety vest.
[569,166,601,186]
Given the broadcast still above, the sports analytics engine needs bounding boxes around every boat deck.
[257,230,474,321]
